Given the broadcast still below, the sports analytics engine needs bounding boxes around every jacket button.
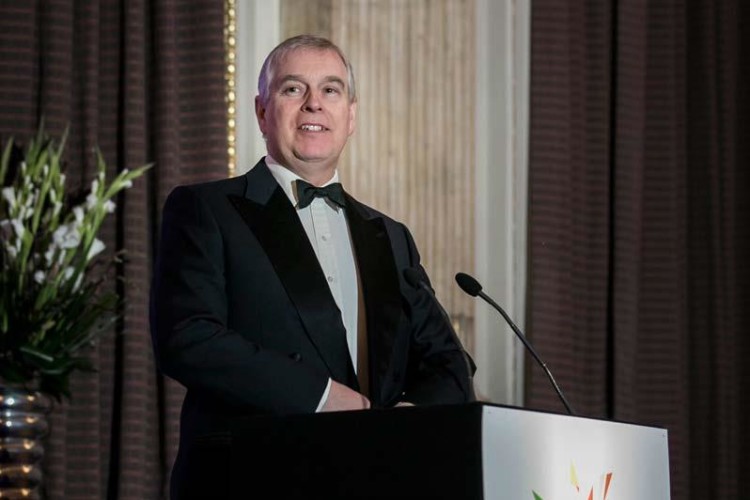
[290,352,302,362]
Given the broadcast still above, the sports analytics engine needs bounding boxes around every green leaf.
[0,136,13,185]
[19,345,55,363]
[1,122,151,401]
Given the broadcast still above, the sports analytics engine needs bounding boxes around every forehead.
[274,48,348,83]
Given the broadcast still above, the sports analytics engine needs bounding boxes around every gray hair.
[257,35,357,105]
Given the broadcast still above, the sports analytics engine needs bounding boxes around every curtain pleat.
[0,1,228,498]
[528,1,750,498]
[527,0,613,417]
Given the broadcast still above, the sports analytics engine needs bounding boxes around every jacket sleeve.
[397,225,476,405]
[149,186,328,415]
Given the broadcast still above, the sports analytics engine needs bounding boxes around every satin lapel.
[227,164,353,385]
[345,196,402,405]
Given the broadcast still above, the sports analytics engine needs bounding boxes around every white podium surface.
[481,405,670,500]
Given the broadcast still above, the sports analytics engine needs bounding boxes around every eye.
[324,86,343,96]
[281,85,303,96]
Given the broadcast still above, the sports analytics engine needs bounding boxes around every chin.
[294,149,336,164]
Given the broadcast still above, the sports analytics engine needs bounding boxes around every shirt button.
[321,235,329,241]
[327,276,334,283]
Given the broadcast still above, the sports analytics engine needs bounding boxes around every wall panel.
[281,0,477,349]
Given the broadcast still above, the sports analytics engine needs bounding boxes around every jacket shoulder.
[174,174,245,197]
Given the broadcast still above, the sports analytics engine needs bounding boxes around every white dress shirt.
[265,156,361,410]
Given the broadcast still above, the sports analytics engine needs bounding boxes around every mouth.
[298,124,328,132]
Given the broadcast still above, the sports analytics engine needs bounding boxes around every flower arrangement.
[0,127,149,399]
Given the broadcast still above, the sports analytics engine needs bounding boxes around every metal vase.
[0,386,52,500]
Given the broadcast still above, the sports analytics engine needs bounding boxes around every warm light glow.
[225,0,237,178]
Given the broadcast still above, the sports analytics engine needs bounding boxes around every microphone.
[403,268,476,401]
[455,272,575,415]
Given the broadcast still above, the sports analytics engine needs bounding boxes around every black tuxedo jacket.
[150,159,473,486]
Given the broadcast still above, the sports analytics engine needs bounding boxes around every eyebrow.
[276,75,346,89]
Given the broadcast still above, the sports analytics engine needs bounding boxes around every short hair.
[257,35,357,105]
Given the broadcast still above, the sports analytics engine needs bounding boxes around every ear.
[255,95,267,135]
[347,100,357,136]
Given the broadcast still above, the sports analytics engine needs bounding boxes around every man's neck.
[266,154,337,187]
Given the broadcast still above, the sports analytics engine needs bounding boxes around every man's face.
[255,48,357,179]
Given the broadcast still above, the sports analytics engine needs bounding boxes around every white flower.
[9,219,25,240]
[122,180,133,189]
[86,191,99,210]
[72,206,85,224]
[86,179,101,209]
[103,200,116,213]
[7,245,17,259]
[34,270,46,284]
[42,164,49,176]
[73,272,84,291]
[62,266,75,282]
[24,191,36,209]
[18,192,36,220]
[44,243,65,268]
[1,187,16,208]
[86,238,105,261]
[52,223,81,249]
[44,245,56,265]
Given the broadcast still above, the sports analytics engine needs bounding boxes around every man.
[150,34,474,496]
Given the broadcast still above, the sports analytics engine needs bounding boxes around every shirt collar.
[264,155,340,207]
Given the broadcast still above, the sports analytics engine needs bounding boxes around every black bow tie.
[295,180,347,209]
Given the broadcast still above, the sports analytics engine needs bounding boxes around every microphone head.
[455,272,482,297]
[403,268,423,289]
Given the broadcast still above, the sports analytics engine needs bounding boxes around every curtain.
[527,1,749,498]
[0,1,228,498]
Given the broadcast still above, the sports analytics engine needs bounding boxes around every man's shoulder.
[174,174,245,197]
[161,176,246,219]
[345,195,414,246]
[170,159,268,200]
[346,194,402,227]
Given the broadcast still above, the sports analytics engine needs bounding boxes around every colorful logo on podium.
[532,463,613,500]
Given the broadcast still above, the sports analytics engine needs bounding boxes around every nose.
[302,90,322,112]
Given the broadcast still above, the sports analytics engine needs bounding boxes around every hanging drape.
[527,1,749,498]
[0,1,228,498]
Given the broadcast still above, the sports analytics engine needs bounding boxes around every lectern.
[180,403,670,499]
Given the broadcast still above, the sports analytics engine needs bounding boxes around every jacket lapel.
[344,195,402,405]
[228,161,354,386]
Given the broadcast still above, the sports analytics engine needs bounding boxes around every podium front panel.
[481,405,670,500]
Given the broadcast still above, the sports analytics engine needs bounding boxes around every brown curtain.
[528,1,749,499]
[0,1,228,498]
